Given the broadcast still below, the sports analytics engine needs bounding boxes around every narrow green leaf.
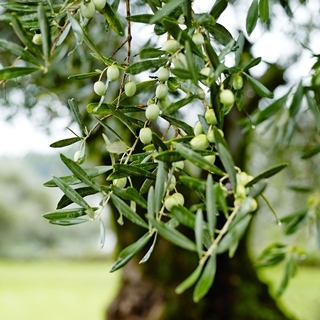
[112,186,148,209]
[0,39,42,66]
[245,73,274,98]
[176,264,203,294]
[0,67,39,80]
[155,150,184,162]
[206,23,233,46]
[203,38,220,69]
[110,163,156,180]
[149,0,185,23]
[161,115,194,136]
[179,176,206,193]
[276,257,297,296]
[301,146,320,159]
[57,187,98,209]
[126,14,154,23]
[38,3,51,69]
[110,194,148,228]
[171,205,197,229]
[49,218,88,226]
[68,12,83,45]
[68,98,87,135]
[170,68,193,80]
[139,47,165,59]
[103,2,125,36]
[234,32,245,65]
[68,71,100,80]
[243,57,262,71]
[43,166,112,187]
[246,0,259,36]
[140,233,157,263]
[217,143,237,190]
[105,140,128,154]
[246,162,289,187]
[210,0,228,19]
[259,0,269,23]
[60,154,102,192]
[126,58,168,75]
[185,41,198,85]
[193,251,216,302]
[52,176,91,210]
[206,175,216,238]
[173,143,225,176]
[110,233,151,272]
[11,14,43,58]
[155,161,167,214]
[150,218,197,252]
[289,80,304,117]
[50,137,81,148]
[195,209,204,258]
[43,207,89,220]
[147,186,155,221]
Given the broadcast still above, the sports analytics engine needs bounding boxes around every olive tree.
[1,0,320,318]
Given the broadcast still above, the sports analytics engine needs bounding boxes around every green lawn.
[259,266,320,320]
[0,260,120,320]
[1,260,320,320]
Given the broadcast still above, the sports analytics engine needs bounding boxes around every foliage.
[1,0,320,302]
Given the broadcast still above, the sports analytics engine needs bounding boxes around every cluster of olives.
[80,0,107,19]
[164,173,185,212]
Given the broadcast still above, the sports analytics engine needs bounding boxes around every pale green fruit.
[32,34,42,45]
[107,65,120,82]
[147,98,156,106]
[139,128,152,144]
[204,155,216,164]
[73,150,85,164]
[236,172,253,185]
[193,121,203,136]
[162,39,180,54]
[113,177,127,188]
[145,104,160,121]
[249,198,258,212]
[172,192,184,206]
[173,53,188,69]
[192,32,204,46]
[200,67,212,77]
[93,0,106,10]
[233,74,243,90]
[190,134,209,150]
[80,1,95,19]
[205,109,217,125]
[174,161,184,171]
[235,184,247,199]
[158,67,170,82]
[164,196,179,211]
[156,84,168,99]
[167,175,176,191]
[219,89,235,106]
[125,81,136,97]
[207,129,215,143]
[93,81,106,96]
[197,88,205,100]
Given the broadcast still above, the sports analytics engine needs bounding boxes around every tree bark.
[107,64,290,320]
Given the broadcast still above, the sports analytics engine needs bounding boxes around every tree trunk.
[106,65,289,320]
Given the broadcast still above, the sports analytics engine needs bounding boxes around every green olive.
[124,81,136,97]
[107,65,120,82]
[80,1,95,19]
[93,81,106,96]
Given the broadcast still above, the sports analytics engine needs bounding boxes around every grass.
[0,260,121,320]
[259,266,320,320]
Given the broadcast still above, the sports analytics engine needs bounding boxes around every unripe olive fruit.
[233,74,243,90]
[124,81,136,97]
[107,65,120,82]
[197,88,205,100]
[93,0,106,10]
[145,104,160,121]
[237,172,253,185]
[158,67,170,82]
[164,196,179,212]
[94,81,107,96]
[205,109,217,125]
[113,177,127,188]
[80,1,95,19]
[190,134,209,151]
[32,34,42,45]
[204,155,216,164]
[162,39,180,54]
[156,83,168,100]
[174,160,184,171]
[158,96,171,109]
[193,121,203,136]
[192,32,204,46]
[139,127,152,144]
[173,53,188,69]
[200,67,212,77]
[167,175,176,191]
[219,89,235,106]
[74,150,85,164]
[172,192,184,206]
[235,184,247,199]
[249,198,258,212]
